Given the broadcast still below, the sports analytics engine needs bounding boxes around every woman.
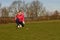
[15,10,25,28]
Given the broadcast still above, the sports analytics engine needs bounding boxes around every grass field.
[0,20,60,40]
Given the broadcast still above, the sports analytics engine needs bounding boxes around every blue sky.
[0,0,60,11]
[40,0,60,11]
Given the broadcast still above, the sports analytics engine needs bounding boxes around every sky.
[0,0,60,12]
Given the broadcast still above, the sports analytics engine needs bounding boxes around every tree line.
[0,0,46,18]
[0,0,60,24]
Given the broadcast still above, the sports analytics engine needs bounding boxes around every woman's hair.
[19,10,22,12]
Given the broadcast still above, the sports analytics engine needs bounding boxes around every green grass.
[0,20,60,40]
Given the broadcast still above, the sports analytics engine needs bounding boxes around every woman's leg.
[19,21,24,27]
[16,18,19,27]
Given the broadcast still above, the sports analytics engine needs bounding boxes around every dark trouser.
[16,18,24,27]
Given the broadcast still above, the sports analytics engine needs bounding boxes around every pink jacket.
[15,12,24,22]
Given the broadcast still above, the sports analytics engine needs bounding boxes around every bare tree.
[9,0,26,17]
[0,3,1,17]
[1,7,9,17]
[0,3,1,8]
[26,0,46,19]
